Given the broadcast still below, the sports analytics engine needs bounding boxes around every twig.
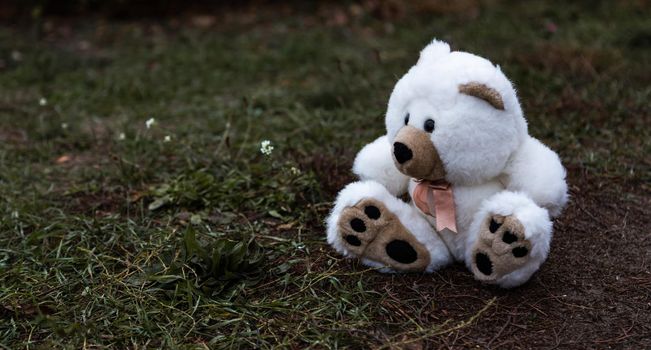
[378,297,497,349]
[487,315,510,348]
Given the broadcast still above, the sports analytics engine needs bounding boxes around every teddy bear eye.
[404,113,410,125]
[424,119,435,133]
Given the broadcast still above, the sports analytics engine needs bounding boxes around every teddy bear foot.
[471,214,532,283]
[337,198,431,272]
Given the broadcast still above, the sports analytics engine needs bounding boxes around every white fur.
[408,178,505,261]
[326,180,452,272]
[326,38,568,288]
[503,136,569,217]
[417,39,450,66]
[352,136,410,196]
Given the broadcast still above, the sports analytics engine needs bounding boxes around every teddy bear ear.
[417,39,451,66]
[458,82,505,110]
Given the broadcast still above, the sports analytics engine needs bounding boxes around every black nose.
[393,142,413,164]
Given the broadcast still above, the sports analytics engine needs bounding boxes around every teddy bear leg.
[465,191,553,288]
[326,180,452,272]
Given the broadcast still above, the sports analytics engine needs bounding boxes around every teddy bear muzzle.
[392,125,446,181]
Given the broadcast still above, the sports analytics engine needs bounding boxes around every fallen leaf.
[56,155,72,164]
[191,15,216,28]
[277,222,295,230]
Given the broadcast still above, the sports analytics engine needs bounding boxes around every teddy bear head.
[386,39,528,186]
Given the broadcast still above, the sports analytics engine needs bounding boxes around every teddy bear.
[326,39,568,288]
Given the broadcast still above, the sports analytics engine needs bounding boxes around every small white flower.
[164,135,171,142]
[39,97,47,106]
[11,50,22,61]
[145,118,156,129]
[61,123,68,130]
[290,166,301,175]
[118,132,126,140]
[260,140,274,156]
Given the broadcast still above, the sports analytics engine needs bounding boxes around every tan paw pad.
[471,214,532,282]
[337,198,430,272]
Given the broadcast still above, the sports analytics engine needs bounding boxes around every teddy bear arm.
[503,136,569,217]
[352,135,410,196]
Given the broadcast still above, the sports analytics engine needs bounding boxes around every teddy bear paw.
[337,198,430,272]
[471,214,532,283]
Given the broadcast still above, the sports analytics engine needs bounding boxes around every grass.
[1,1,650,348]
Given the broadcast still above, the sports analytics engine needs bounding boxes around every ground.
[0,1,650,348]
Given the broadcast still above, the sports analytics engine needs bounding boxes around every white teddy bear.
[326,39,568,288]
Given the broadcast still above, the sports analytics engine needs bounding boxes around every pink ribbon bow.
[412,179,458,234]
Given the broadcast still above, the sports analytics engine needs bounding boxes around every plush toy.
[326,39,568,288]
